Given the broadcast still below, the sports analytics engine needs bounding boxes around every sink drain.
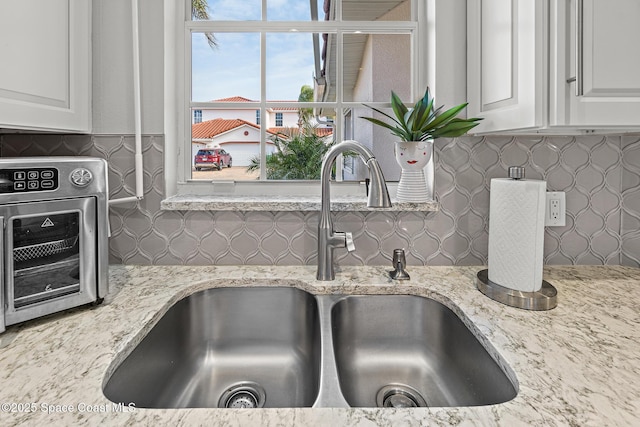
[376,384,428,408]
[219,382,266,408]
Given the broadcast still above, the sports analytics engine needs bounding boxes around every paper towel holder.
[475,269,557,311]
[508,166,525,180]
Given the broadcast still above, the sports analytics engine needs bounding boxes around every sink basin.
[103,287,321,408]
[104,287,517,409]
[331,295,517,407]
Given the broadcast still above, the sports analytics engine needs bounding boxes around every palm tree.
[191,0,216,48]
[297,85,314,126]
[247,124,334,180]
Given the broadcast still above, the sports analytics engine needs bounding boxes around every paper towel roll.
[488,178,546,292]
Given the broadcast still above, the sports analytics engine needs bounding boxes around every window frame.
[164,0,428,198]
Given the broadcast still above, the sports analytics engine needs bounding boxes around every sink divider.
[313,295,351,408]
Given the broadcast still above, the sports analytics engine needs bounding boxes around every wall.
[0,0,637,268]
[1,133,638,268]
[622,136,640,266]
[92,0,164,134]
[346,1,412,182]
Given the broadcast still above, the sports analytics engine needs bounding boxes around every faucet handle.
[345,232,356,252]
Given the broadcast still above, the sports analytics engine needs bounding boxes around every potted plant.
[360,87,482,202]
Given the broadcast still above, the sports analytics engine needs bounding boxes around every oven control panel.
[0,168,59,194]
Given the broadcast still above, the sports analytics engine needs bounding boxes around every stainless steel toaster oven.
[0,157,109,332]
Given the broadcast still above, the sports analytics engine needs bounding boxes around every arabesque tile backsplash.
[1,133,638,268]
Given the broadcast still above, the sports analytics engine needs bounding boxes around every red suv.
[194,148,233,171]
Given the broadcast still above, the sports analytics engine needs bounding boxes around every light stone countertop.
[161,194,439,212]
[0,265,639,426]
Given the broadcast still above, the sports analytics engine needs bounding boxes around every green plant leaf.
[360,104,402,127]
[423,103,468,130]
[413,98,434,133]
[431,118,482,138]
[360,116,400,133]
[390,91,409,123]
[359,87,481,141]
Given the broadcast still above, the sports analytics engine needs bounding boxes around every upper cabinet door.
[469,0,640,134]
[467,0,547,133]
[0,0,91,133]
[553,0,640,127]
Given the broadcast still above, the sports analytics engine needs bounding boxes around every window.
[193,109,202,123]
[167,0,426,196]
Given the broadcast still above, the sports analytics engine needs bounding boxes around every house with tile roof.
[191,118,279,167]
[192,97,333,168]
[193,97,302,128]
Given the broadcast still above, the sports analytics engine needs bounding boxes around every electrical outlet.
[545,192,566,226]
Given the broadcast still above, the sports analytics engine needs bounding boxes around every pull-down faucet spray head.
[363,156,392,208]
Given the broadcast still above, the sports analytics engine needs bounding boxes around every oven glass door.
[3,198,97,325]
[13,210,81,307]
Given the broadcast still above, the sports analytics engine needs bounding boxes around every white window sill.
[161,195,439,212]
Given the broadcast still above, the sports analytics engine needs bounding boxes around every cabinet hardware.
[575,0,584,96]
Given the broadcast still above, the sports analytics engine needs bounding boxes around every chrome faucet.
[317,140,392,280]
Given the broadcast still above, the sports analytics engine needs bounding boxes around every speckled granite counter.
[0,265,639,426]
[161,194,439,212]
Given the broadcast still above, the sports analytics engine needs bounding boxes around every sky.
[191,0,324,102]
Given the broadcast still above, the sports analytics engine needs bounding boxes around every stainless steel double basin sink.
[103,287,517,409]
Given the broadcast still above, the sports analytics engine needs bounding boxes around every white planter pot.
[394,140,433,203]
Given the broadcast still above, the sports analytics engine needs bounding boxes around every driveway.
[191,166,259,180]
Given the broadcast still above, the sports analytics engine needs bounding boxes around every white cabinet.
[467,0,640,134]
[0,0,91,133]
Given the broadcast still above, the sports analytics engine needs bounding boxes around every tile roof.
[268,127,334,137]
[218,140,275,146]
[209,96,297,108]
[266,102,299,111]
[192,118,280,139]
[314,127,334,137]
[211,96,257,102]
[192,118,257,139]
